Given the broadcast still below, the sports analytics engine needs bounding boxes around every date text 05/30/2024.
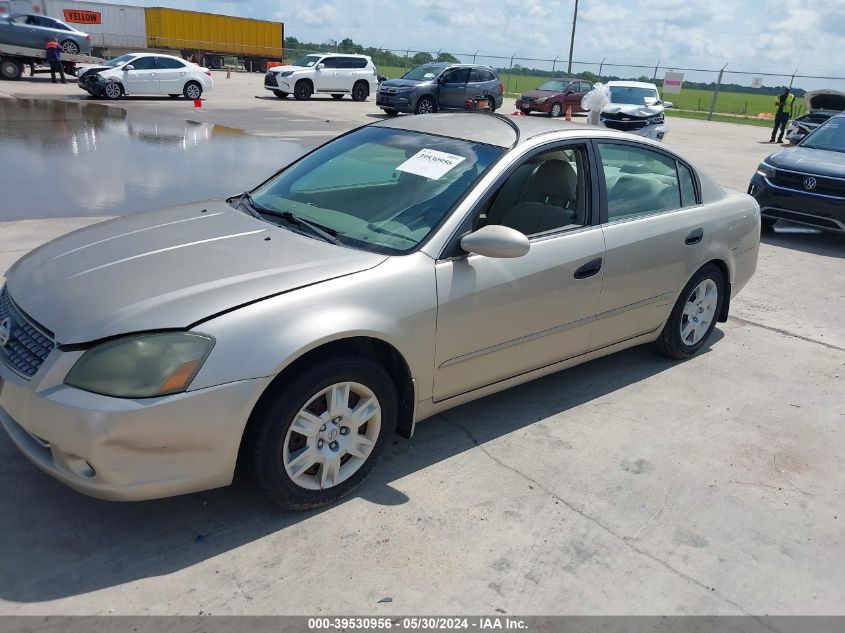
[307,617,528,630]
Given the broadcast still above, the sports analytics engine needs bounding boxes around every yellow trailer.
[145,7,283,70]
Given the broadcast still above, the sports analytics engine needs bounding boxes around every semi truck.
[0,1,284,71]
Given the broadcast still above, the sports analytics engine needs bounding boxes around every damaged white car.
[598,81,673,141]
[786,89,845,144]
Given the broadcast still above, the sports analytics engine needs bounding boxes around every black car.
[749,113,845,233]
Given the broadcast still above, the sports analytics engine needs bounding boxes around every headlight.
[65,333,214,398]
[756,162,776,179]
[647,114,665,125]
[279,71,294,78]
[534,97,547,104]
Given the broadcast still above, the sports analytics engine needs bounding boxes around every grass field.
[285,60,806,124]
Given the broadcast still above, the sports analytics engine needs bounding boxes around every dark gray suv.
[376,63,504,115]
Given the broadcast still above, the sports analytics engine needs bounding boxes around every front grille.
[770,170,845,197]
[520,96,534,104]
[264,72,277,87]
[380,87,398,95]
[0,286,56,379]
[603,118,648,131]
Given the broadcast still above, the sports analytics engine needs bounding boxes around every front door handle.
[574,257,603,279]
[685,228,704,245]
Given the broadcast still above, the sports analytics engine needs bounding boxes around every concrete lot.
[0,72,843,616]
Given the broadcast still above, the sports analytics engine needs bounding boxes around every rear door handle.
[685,228,704,245]
[574,257,603,279]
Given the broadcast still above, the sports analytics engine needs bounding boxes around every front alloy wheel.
[415,96,435,115]
[102,81,122,100]
[549,102,562,118]
[247,355,397,509]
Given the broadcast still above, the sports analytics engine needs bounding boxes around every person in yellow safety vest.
[770,87,795,143]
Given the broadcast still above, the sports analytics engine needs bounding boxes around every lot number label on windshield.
[396,149,466,180]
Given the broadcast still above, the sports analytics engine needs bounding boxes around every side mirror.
[123,64,134,71]
[316,63,325,70]
[460,225,530,259]
[663,101,674,108]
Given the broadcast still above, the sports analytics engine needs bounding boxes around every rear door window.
[156,57,187,69]
[598,143,682,221]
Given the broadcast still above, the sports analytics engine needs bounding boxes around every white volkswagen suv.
[264,53,380,102]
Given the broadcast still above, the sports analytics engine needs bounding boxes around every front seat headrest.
[533,160,577,202]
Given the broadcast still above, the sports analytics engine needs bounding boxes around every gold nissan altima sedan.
[0,113,760,509]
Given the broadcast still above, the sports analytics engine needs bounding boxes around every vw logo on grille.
[803,177,817,190]
[0,317,10,348]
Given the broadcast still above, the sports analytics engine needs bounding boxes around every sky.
[110,0,845,90]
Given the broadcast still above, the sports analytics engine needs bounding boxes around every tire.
[60,40,79,55]
[761,217,777,232]
[487,95,497,112]
[102,81,123,100]
[549,102,563,118]
[382,108,399,116]
[246,355,398,510]
[331,93,344,100]
[0,58,22,81]
[294,80,312,101]
[272,90,289,99]
[654,264,725,360]
[351,81,369,102]
[183,81,202,100]
[415,95,436,115]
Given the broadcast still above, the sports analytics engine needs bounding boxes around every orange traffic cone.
[565,105,572,121]
[513,110,524,116]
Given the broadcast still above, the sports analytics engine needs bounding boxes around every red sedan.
[516,78,592,117]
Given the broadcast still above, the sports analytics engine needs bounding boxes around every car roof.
[607,80,659,89]
[319,53,370,58]
[374,112,611,148]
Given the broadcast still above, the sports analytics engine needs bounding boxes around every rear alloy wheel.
[331,93,344,100]
[60,40,79,55]
[549,102,562,118]
[0,58,23,80]
[102,81,123,100]
[183,81,202,100]
[415,96,435,115]
[654,264,724,359]
[273,90,289,99]
[246,356,397,509]
[294,80,312,101]
[351,81,369,102]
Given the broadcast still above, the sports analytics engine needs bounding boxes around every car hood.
[380,78,429,88]
[521,89,561,99]
[766,146,845,178]
[601,103,664,117]
[805,89,845,112]
[5,201,387,344]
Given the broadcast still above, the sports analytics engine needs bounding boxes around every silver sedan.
[0,114,760,509]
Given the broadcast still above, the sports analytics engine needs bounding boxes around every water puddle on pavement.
[0,99,308,221]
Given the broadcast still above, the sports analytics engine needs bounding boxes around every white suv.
[265,53,380,102]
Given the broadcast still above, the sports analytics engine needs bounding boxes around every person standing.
[45,36,66,84]
[770,87,795,143]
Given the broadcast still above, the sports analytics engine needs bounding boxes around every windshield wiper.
[271,210,342,245]
[233,191,265,220]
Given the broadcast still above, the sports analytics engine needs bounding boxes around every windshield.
[105,54,138,68]
[536,80,568,92]
[402,65,443,82]
[292,54,322,68]
[801,117,845,153]
[250,126,503,254]
[609,86,660,105]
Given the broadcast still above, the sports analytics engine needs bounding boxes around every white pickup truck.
[0,40,101,80]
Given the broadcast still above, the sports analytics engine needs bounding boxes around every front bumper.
[515,99,552,114]
[600,119,668,141]
[0,354,270,501]
[376,92,415,112]
[749,173,845,232]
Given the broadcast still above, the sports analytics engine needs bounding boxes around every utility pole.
[567,0,578,75]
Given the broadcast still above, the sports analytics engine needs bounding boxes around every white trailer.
[0,39,102,79]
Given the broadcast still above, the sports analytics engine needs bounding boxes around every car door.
[335,57,359,92]
[438,67,470,109]
[562,81,582,112]
[314,56,339,92]
[433,141,606,401]
[575,82,592,111]
[121,55,159,94]
[156,56,189,95]
[590,140,706,350]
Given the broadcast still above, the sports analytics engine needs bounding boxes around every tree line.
[284,36,805,97]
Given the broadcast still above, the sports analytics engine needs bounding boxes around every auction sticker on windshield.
[396,149,466,180]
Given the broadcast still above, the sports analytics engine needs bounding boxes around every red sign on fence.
[63,10,102,25]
